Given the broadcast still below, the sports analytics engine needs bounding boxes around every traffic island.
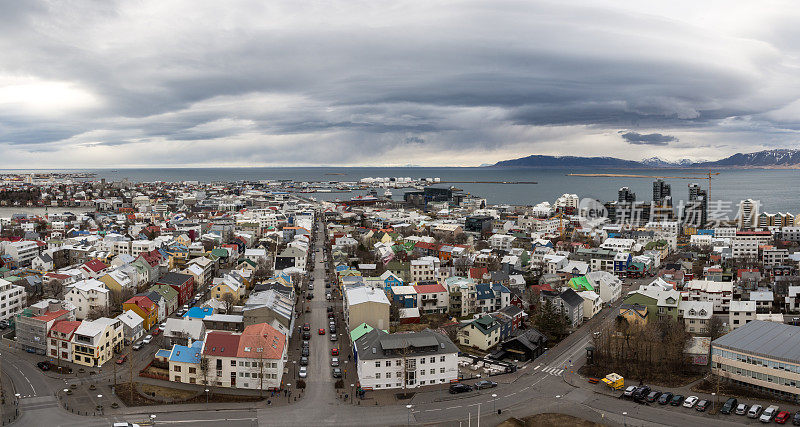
[113,382,264,407]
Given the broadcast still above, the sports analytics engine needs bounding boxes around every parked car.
[300,356,308,366]
[132,342,143,351]
[303,331,311,340]
[303,323,311,331]
[748,404,764,418]
[645,391,662,403]
[116,355,127,364]
[332,368,342,378]
[299,367,307,378]
[449,383,472,394]
[791,411,800,425]
[474,380,497,390]
[331,348,339,356]
[696,400,710,412]
[735,403,749,416]
[623,386,637,397]
[158,322,166,331]
[331,357,339,367]
[633,386,651,402]
[657,392,673,405]
[720,398,738,415]
[670,394,685,406]
[142,335,153,344]
[761,405,780,423]
[682,396,698,408]
[36,361,51,371]
[0,320,8,329]
[330,334,337,341]
[308,284,314,290]
[325,282,331,288]
[327,306,333,313]
[152,328,161,336]
[776,411,791,424]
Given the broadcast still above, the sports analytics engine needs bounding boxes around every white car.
[158,322,166,331]
[142,335,153,344]
[299,366,308,378]
[682,396,698,408]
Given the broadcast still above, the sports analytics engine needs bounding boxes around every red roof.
[469,267,488,280]
[413,284,447,294]
[124,296,156,312]
[140,249,161,267]
[204,331,241,357]
[414,242,439,251]
[238,323,285,360]
[83,259,108,273]
[49,320,81,337]
[32,309,69,323]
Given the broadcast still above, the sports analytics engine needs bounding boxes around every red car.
[116,354,127,364]
[331,348,339,356]
[152,328,161,336]
[318,328,326,335]
[776,411,791,424]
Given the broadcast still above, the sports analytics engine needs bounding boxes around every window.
[440,367,445,373]
[440,356,445,362]
[231,360,236,366]
[385,361,391,367]
[420,358,425,364]
[430,357,435,363]
[174,365,182,372]
[375,361,381,367]
[376,373,381,379]
[189,367,196,374]
[396,360,402,366]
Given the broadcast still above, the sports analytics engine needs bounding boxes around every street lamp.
[205,388,210,404]
[491,393,498,414]
[350,383,355,403]
[286,384,291,402]
[293,360,297,378]
[406,404,413,426]
[150,414,156,425]
[622,411,627,427]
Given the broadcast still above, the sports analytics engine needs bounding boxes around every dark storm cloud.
[0,1,798,166]
[621,132,677,145]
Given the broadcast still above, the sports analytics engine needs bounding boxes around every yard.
[114,382,264,407]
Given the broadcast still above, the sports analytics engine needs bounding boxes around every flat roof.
[713,320,800,364]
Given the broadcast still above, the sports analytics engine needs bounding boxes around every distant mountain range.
[492,149,800,169]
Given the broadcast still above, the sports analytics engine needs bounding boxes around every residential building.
[0,278,26,321]
[168,340,204,385]
[729,301,756,330]
[122,295,159,330]
[354,328,458,390]
[412,283,448,314]
[576,290,602,320]
[459,315,501,350]
[16,300,75,354]
[344,286,390,332]
[678,300,713,334]
[6,240,39,267]
[116,310,144,345]
[584,271,622,303]
[156,271,195,306]
[623,285,681,322]
[64,279,110,320]
[71,317,124,367]
[47,320,81,364]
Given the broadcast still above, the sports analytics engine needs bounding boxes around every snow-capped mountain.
[492,149,800,168]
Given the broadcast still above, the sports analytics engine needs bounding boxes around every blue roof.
[168,341,204,364]
[475,283,494,300]
[155,349,171,358]
[183,307,213,319]
[491,283,510,294]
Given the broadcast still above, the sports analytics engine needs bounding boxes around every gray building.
[15,299,75,354]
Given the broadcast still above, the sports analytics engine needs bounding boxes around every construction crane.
[567,170,720,199]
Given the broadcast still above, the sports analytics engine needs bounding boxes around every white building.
[354,328,458,390]
[488,234,516,252]
[576,290,602,320]
[0,278,26,321]
[6,240,39,267]
[64,279,110,320]
[684,280,733,313]
[585,271,622,303]
[678,300,713,334]
[410,257,439,283]
[729,301,756,330]
[600,238,636,252]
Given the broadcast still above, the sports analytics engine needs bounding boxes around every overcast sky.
[1,0,799,167]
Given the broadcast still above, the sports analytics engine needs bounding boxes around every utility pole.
[129,349,133,403]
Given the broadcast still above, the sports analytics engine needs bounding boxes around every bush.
[296,379,306,389]
[335,379,344,389]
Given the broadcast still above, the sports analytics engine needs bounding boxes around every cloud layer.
[0,1,799,167]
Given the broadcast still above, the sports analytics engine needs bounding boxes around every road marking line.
[425,408,442,412]
[506,392,517,397]
[534,365,541,370]
[446,405,461,409]
[556,369,564,375]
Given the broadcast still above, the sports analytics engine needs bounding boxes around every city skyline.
[1,1,800,167]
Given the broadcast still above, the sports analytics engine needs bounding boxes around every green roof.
[569,276,593,292]
[211,248,228,258]
[350,322,374,341]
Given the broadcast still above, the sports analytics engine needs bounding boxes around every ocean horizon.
[1,166,798,215]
